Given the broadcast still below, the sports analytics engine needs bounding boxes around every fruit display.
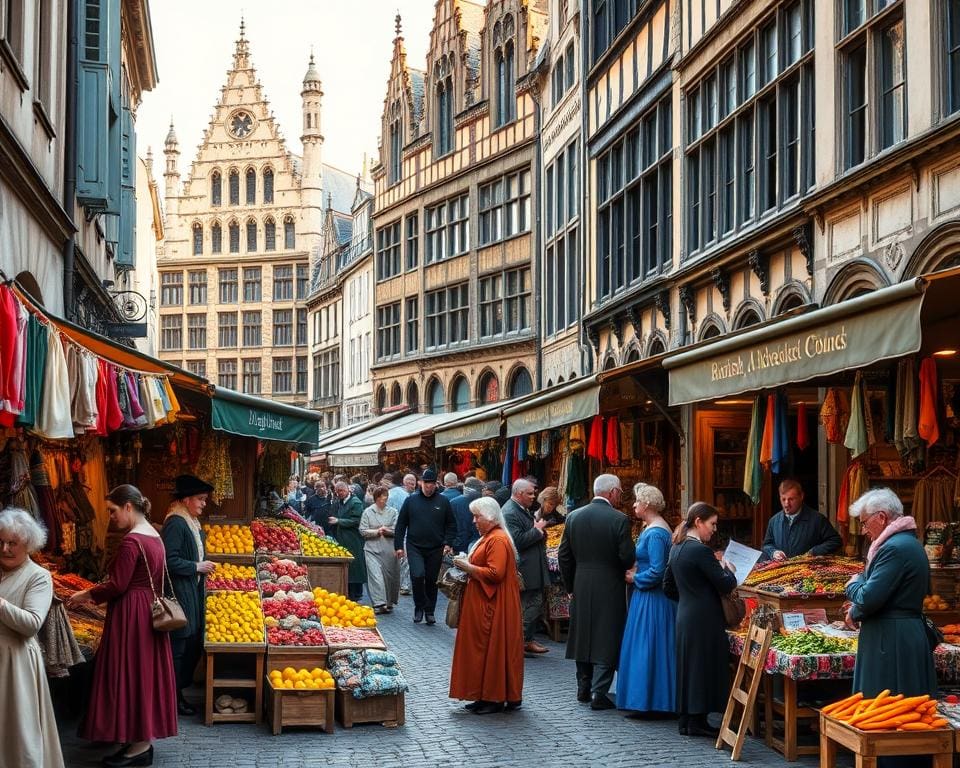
[278,508,326,536]
[262,595,320,621]
[251,520,301,555]
[257,557,310,596]
[322,625,386,648]
[939,623,960,644]
[822,690,949,731]
[300,532,354,559]
[770,629,857,655]
[313,587,377,627]
[206,562,257,591]
[266,625,327,646]
[924,593,950,611]
[268,666,335,690]
[203,524,254,555]
[205,591,265,644]
[743,556,863,595]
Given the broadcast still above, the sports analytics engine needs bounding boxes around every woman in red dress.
[67,485,177,767]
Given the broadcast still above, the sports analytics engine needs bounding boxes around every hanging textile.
[0,284,22,425]
[844,372,869,459]
[67,345,98,434]
[586,415,604,461]
[820,388,850,444]
[30,451,61,554]
[836,460,868,547]
[796,401,809,451]
[759,394,776,466]
[517,434,529,461]
[918,357,940,446]
[604,415,620,465]
[195,432,235,504]
[565,452,587,505]
[540,430,552,457]
[501,438,513,486]
[569,422,586,445]
[619,421,634,462]
[9,445,40,519]
[743,397,764,504]
[37,327,73,439]
[894,358,922,459]
[17,313,47,429]
[124,373,148,428]
[771,391,789,475]
[81,440,110,552]
[913,472,955,533]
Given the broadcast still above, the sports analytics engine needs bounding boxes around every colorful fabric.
[844,372,869,459]
[820,388,850,444]
[743,397,763,504]
[772,391,789,474]
[760,394,775,465]
[604,415,620,465]
[918,357,940,446]
[37,328,73,439]
[586,415,604,461]
[796,401,809,451]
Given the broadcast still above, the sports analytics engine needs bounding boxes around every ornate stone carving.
[793,223,814,278]
[711,268,731,312]
[625,305,642,338]
[654,290,671,331]
[608,320,621,348]
[586,325,601,358]
[884,239,905,272]
[748,250,770,296]
[678,285,696,326]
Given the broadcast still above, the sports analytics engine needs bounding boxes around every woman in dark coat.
[330,481,367,600]
[664,502,737,737]
[161,475,216,716]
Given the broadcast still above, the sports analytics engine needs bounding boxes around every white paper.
[781,612,806,632]
[723,539,763,586]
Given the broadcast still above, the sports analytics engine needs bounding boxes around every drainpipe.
[531,87,543,391]
[62,0,78,319]
[577,8,592,377]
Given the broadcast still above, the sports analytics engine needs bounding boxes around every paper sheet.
[723,539,763,586]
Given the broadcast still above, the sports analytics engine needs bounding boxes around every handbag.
[445,595,462,628]
[721,592,747,630]
[135,539,188,633]
[437,564,468,600]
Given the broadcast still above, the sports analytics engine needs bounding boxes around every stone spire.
[303,50,321,87]
[162,118,180,218]
[233,16,250,69]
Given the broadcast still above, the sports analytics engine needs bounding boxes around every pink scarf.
[866,515,917,566]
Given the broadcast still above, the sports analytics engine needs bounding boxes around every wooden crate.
[203,644,265,726]
[265,644,329,673]
[738,585,847,623]
[335,689,405,728]
[302,558,350,595]
[207,552,255,566]
[819,712,953,768]
[265,681,334,735]
[325,626,387,652]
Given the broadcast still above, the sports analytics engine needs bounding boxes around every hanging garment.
[30,451,61,554]
[67,346,97,434]
[771,391,789,475]
[760,394,776,466]
[604,415,621,465]
[796,401,810,451]
[16,313,47,429]
[9,446,40,518]
[586,415,604,461]
[540,430,552,457]
[125,373,148,428]
[565,451,588,504]
[162,378,181,423]
[895,358,922,458]
[139,376,165,426]
[0,284,20,424]
[569,422,586,445]
[836,461,867,547]
[619,421,634,462]
[844,372,869,459]
[820,388,850,444]
[501,438,513,486]
[36,329,73,439]
[918,357,940,446]
[0,293,28,427]
[743,397,764,504]
[912,473,954,535]
[100,361,124,433]
[195,432,235,504]
[517,434,528,461]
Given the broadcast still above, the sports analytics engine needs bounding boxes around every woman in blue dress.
[616,482,676,717]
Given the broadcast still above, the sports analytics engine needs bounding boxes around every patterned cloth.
[328,648,409,700]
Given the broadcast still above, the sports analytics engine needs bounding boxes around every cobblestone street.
[59,594,829,768]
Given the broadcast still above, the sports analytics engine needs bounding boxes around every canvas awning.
[211,388,321,446]
[433,399,522,447]
[313,410,409,455]
[503,376,600,437]
[663,269,960,405]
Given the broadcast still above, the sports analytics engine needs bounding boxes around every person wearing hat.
[394,469,457,625]
[161,474,216,716]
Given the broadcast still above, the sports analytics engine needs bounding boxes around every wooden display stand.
[325,627,387,652]
[335,689,405,728]
[763,674,819,762]
[203,643,265,726]
[207,553,256,566]
[545,617,568,642]
[738,585,848,623]
[716,623,773,761]
[265,682,334,735]
[819,712,953,767]
[265,645,329,673]
[301,557,350,595]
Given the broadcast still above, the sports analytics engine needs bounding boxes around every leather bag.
[135,539,188,633]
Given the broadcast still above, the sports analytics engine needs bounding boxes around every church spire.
[234,16,250,69]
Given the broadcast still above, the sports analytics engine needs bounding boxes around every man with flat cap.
[162,474,216,716]
[394,469,456,625]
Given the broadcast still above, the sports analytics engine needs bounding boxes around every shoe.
[590,694,616,711]
[687,723,720,738]
[413,608,424,623]
[384,605,394,613]
[373,605,386,615]
[425,613,436,625]
[103,745,153,767]
[463,701,483,712]
[400,588,411,595]
[177,698,195,716]
[472,701,504,715]
[106,746,130,761]
[505,700,522,711]
[523,641,549,654]
[577,685,591,703]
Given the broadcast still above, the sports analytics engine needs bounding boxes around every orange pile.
[203,524,254,555]
[268,666,334,690]
[822,690,948,731]
[312,588,377,628]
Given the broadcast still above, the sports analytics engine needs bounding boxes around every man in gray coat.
[503,478,550,655]
[558,474,635,710]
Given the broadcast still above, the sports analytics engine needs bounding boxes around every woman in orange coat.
[449,496,524,715]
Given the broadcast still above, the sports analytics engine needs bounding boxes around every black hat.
[421,469,438,482]
[172,474,214,500]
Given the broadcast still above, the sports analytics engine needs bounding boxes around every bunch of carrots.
[821,690,949,731]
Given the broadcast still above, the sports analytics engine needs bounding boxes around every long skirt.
[364,541,400,607]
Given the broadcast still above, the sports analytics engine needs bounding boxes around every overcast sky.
[138,2,436,180]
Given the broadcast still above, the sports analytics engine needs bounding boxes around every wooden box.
[302,557,350,595]
[207,552,255,566]
[819,712,953,768]
[265,645,329,673]
[203,644,265,726]
[335,689,405,728]
[265,681,334,735]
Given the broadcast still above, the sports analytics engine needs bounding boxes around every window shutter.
[76,62,110,207]
[116,102,136,267]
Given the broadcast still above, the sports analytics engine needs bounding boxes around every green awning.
[663,274,954,405]
[504,377,599,437]
[212,388,320,446]
[433,399,520,447]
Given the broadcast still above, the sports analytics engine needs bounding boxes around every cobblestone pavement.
[60,594,831,768]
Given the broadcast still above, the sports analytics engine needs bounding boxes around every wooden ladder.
[716,622,773,761]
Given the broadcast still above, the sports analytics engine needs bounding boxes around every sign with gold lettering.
[666,295,923,405]
[505,383,599,437]
[435,416,501,447]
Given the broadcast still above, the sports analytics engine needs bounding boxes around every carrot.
[898,722,934,731]
[863,689,891,713]
[858,712,922,730]
[930,718,949,728]
[847,696,913,725]
[823,692,862,715]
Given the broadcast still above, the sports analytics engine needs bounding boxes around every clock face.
[229,111,254,139]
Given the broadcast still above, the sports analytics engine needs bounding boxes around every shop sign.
[505,384,599,437]
[212,397,318,445]
[435,417,500,447]
[329,451,380,468]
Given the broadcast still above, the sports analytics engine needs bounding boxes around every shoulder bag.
[135,538,188,633]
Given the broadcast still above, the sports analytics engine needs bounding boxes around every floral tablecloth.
[728,633,960,683]
[546,584,570,619]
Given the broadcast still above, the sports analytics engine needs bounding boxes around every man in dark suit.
[761,478,842,561]
[503,478,551,655]
[559,473,635,710]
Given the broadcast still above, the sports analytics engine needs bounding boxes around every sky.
[138,1,437,181]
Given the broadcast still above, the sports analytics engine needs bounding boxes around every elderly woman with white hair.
[448,496,524,715]
[845,488,936,704]
[0,507,65,768]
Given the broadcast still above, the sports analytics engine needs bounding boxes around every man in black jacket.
[394,469,456,625]
[503,478,550,655]
[450,477,483,554]
[761,479,841,561]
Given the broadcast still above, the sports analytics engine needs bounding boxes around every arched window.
[557,375,565,384]
[648,336,666,356]
[603,355,617,371]
[406,381,419,412]
[284,217,296,249]
[451,376,470,411]
[228,221,240,253]
[263,168,274,204]
[376,386,387,413]
[229,169,240,205]
[493,17,516,128]
[211,171,222,206]
[427,379,446,414]
[211,222,222,254]
[478,371,499,404]
[245,168,256,205]
[388,101,402,186]
[391,382,402,406]
[264,218,276,251]
[192,223,203,256]
[625,346,641,363]
[509,366,533,398]
[434,55,455,156]
[734,308,762,330]
[504,42,515,121]
[246,219,257,252]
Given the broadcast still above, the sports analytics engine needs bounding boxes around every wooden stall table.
[819,712,953,768]
[203,641,266,726]
[301,556,350,595]
[737,585,848,623]
[207,552,256,567]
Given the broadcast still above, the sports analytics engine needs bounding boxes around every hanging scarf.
[844,372,869,459]
[796,401,809,451]
[586,415,604,461]
[743,397,763,504]
[165,502,205,571]
[918,357,940,446]
[771,391,789,474]
[865,515,917,566]
[604,415,620,465]
[759,394,775,466]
